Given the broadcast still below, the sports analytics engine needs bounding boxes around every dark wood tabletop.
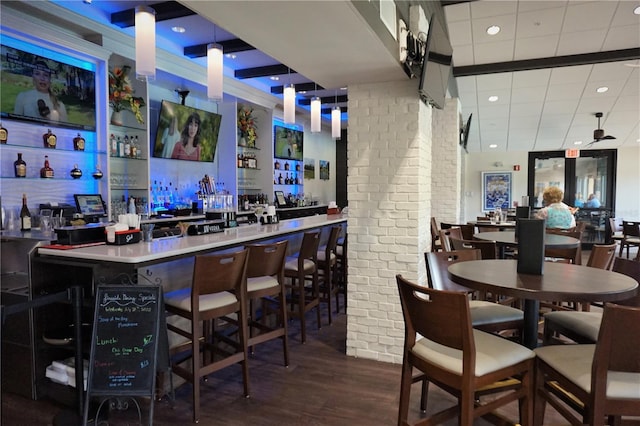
[473,231,580,249]
[448,259,638,348]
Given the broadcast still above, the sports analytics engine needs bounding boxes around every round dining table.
[448,259,639,348]
[473,231,581,259]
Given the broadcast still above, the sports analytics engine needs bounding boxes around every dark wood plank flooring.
[3,297,573,425]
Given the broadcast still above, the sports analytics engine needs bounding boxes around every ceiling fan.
[588,112,616,145]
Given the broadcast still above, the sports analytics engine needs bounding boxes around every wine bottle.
[40,155,54,178]
[20,193,31,231]
[73,133,85,151]
[110,133,117,156]
[0,123,7,144]
[124,135,131,157]
[14,153,27,178]
[42,129,57,148]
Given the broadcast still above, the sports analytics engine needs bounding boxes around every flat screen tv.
[460,113,472,153]
[274,124,303,161]
[74,194,107,222]
[418,14,453,110]
[152,99,222,162]
[1,37,97,131]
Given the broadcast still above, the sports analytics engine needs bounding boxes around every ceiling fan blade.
[602,135,616,140]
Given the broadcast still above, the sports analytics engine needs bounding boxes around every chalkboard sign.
[85,285,162,396]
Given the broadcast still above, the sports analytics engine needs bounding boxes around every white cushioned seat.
[543,311,601,342]
[284,257,315,272]
[535,344,640,399]
[316,250,336,262]
[469,300,524,326]
[247,275,279,292]
[165,287,237,312]
[412,329,534,376]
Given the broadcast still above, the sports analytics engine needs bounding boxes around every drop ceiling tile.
[478,104,510,118]
[589,61,635,81]
[539,114,573,131]
[510,102,543,117]
[444,2,471,23]
[518,1,569,14]
[602,25,640,50]
[516,8,565,38]
[576,97,616,112]
[511,86,548,104]
[451,44,474,67]
[514,35,560,60]
[557,29,608,55]
[456,76,478,94]
[610,2,640,26]
[508,117,539,131]
[549,65,592,85]
[476,73,513,91]
[563,2,618,32]
[612,95,640,111]
[546,83,586,101]
[512,69,551,88]
[471,16,517,46]
[470,1,518,19]
[542,99,580,114]
[447,20,473,47]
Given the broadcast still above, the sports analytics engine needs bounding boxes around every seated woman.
[534,187,576,229]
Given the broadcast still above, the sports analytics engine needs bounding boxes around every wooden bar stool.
[164,248,250,423]
[245,240,289,366]
[317,226,341,325]
[284,231,321,343]
[335,233,348,313]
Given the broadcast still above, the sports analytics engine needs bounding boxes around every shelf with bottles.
[274,170,302,186]
[236,152,259,169]
[237,144,260,151]
[0,128,104,155]
[108,131,146,160]
[273,159,302,173]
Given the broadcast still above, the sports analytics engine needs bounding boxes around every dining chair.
[449,237,498,259]
[609,218,624,246]
[244,240,289,366]
[316,226,341,325]
[430,217,442,252]
[441,222,474,240]
[544,228,583,265]
[438,227,462,252]
[164,248,250,423]
[585,242,617,270]
[619,220,640,258]
[396,274,535,426]
[534,303,640,426]
[284,230,321,343]
[542,257,640,345]
[425,250,524,336]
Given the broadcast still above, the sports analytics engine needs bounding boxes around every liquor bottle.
[42,129,57,149]
[124,135,131,157]
[117,136,125,157]
[0,123,7,144]
[110,134,117,156]
[278,173,283,185]
[73,133,85,151]
[237,153,244,168]
[70,164,82,179]
[135,136,142,159]
[20,193,31,231]
[295,162,301,172]
[14,153,27,178]
[40,155,54,178]
[285,162,290,171]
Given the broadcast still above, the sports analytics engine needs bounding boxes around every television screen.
[418,14,453,110]
[460,113,472,153]
[74,194,107,219]
[274,124,303,160]
[152,99,222,162]
[1,40,97,131]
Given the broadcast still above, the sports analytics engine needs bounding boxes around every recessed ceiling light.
[574,141,583,145]
[225,53,237,59]
[171,26,185,33]
[486,25,500,35]
[596,86,608,93]
[488,95,499,102]
[489,144,497,148]
[634,5,640,14]
[299,90,307,94]
[83,0,92,3]
[270,76,279,81]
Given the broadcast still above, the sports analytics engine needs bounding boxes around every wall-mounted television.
[418,14,453,110]
[152,99,222,162]
[274,124,303,161]
[1,38,97,131]
[460,113,472,153]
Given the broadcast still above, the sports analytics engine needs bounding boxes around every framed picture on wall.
[304,158,315,179]
[319,160,330,180]
[481,171,512,211]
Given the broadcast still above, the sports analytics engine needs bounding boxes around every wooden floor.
[2,295,577,426]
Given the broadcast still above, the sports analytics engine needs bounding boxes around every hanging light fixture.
[207,26,223,101]
[283,67,295,124]
[310,83,321,133]
[331,90,341,139]
[135,5,156,81]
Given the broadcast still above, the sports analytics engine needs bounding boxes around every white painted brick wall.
[345,80,432,364]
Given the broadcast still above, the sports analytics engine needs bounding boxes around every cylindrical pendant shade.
[135,6,156,81]
[331,106,341,139]
[283,84,295,124]
[310,96,321,133]
[207,43,223,101]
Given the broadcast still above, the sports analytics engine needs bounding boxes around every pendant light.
[310,83,321,133]
[283,68,295,124]
[135,5,156,81]
[331,90,341,139]
[207,26,223,101]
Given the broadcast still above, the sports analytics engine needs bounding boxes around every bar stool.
[245,240,289,366]
[335,233,348,313]
[284,231,321,343]
[164,248,249,423]
[317,226,341,325]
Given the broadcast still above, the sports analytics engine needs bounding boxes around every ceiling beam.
[453,48,640,77]
[110,1,195,28]
[298,95,348,106]
[184,39,255,58]
[234,64,296,79]
[322,107,348,114]
[271,82,325,94]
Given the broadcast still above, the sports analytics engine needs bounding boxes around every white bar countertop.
[37,214,346,265]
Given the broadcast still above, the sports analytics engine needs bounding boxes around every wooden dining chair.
[164,248,250,423]
[449,237,498,259]
[396,274,535,426]
[430,216,442,252]
[619,220,640,258]
[585,242,617,270]
[438,227,462,252]
[542,257,640,345]
[534,303,640,426]
[441,222,474,240]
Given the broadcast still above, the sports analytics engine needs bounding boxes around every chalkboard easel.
[83,284,167,426]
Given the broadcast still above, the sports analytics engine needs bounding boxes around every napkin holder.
[516,218,545,275]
